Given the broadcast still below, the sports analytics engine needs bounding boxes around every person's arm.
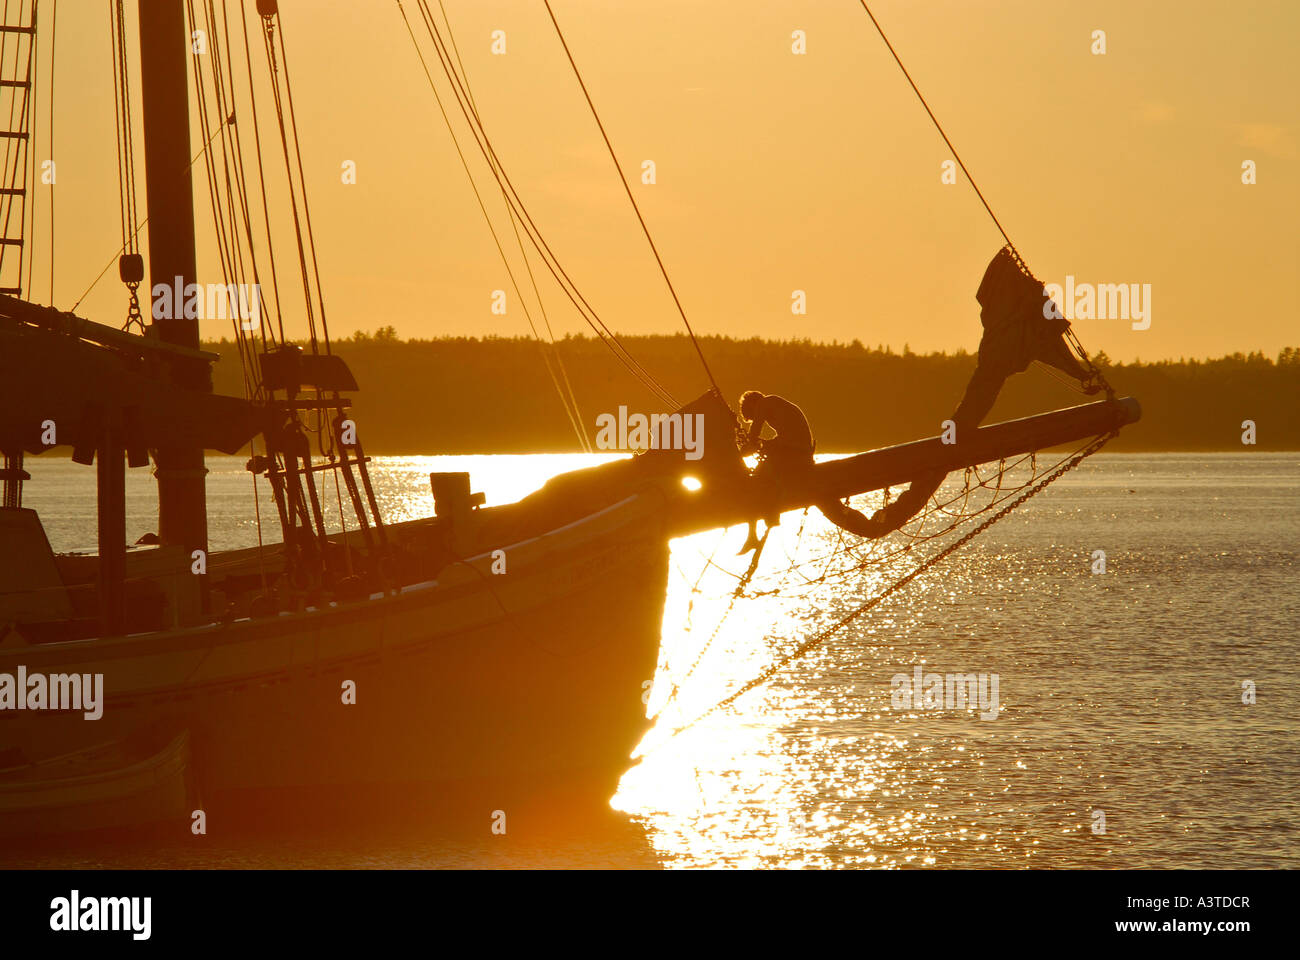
[740,414,766,455]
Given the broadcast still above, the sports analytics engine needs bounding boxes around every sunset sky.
[18,0,1300,365]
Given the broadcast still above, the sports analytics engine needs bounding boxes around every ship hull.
[0,494,669,834]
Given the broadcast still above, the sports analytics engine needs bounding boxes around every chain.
[653,431,1115,742]
[654,554,761,720]
[655,593,741,720]
[122,281,145,334]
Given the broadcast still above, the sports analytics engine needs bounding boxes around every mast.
[137,0,208,556]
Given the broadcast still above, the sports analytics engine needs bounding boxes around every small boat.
[0,730,192,841]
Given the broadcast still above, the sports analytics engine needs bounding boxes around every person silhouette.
[736,390,905,545]
[737,391,817,553]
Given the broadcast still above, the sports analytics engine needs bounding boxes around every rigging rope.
[259,10,323,353]
[413,0,675,406]
[69,118,230,312]
[186,0,250,350]
[108,1,136,259]
[397,0,679,409]
[45,0,52,302]
[264,9,330,355]
[236,0,285,346]
[650,430,1115,744]
[398,0,592,451]
[856,2,1111,395]
[542,0,726,405]
[22,0,36,299]
[434,0,591,452]
[856,0,1013,253]
[404,1,677,405]
[109,0,145,332]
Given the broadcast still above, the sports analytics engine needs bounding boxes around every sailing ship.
[0,1,1139,837]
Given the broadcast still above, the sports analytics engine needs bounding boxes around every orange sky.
[16,0,1300,364]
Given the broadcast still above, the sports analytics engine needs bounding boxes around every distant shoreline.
[24,448,1300,460]
[204,333,1300,454]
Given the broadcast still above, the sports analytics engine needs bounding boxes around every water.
[12,453,1299,869]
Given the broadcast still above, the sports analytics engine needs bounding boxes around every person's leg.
[740,449,785,553]
[761,445,815,528]
[738,456,769,553]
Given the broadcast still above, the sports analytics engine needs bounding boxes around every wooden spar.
[809,396,1140,498]
[138,0,208,556]
[0,294,220,363]
[666,396,1141,536]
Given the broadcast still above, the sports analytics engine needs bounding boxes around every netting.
[647,429,1114,744]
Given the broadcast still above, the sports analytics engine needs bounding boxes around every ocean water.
[10,452,1299,869]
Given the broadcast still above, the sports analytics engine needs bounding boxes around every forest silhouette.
[207,332,1300,454]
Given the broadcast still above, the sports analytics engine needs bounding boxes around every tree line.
[205,331,1300,453]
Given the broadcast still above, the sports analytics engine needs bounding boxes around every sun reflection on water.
[612,505,937,869]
